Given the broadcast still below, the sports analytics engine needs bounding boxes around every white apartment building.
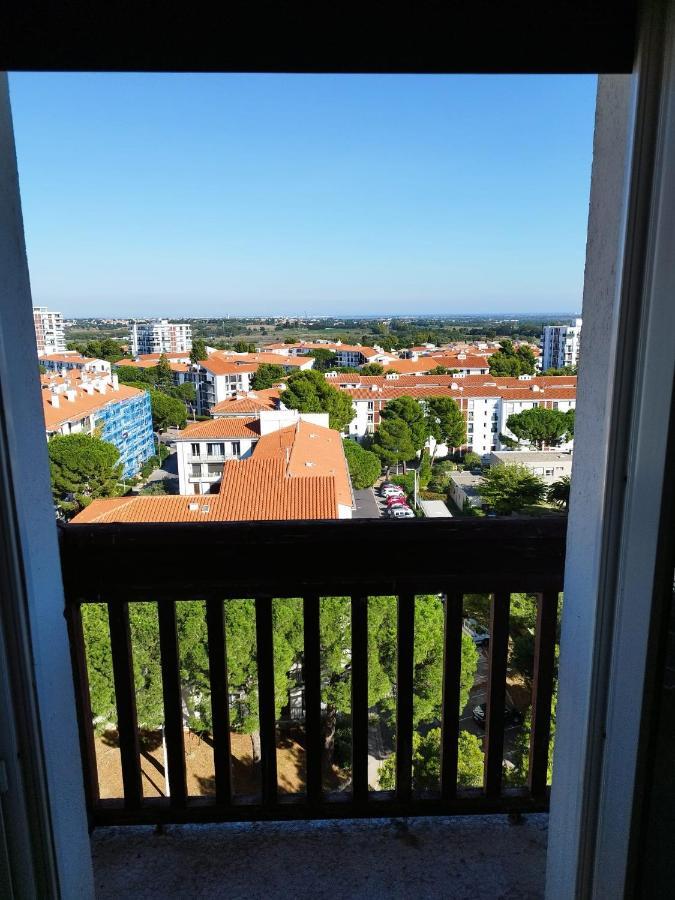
[129,319,192,356]
[541,318,582,370]
[187,357,258,414]
[33,307,66,357]
[340,374,576,458]
[174,409,330,494]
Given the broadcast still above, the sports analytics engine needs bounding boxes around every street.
[352,487,381,519]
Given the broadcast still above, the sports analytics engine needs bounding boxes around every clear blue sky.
[9,73,596,318]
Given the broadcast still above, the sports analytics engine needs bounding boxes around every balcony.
[61,517,563,852]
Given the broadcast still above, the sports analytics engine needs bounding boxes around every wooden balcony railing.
[60,517,566,827]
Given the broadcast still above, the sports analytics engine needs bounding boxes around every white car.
[388,506,415,518]
[381,486,406,498]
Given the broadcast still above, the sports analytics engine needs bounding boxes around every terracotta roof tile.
[175,417,261,439]
[43,382,147,431]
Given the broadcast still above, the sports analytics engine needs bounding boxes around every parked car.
[462,617,490,646]
[381,487,406,498]
[472,703,523,728]
[388,506,415,518]
[386,495,409,507]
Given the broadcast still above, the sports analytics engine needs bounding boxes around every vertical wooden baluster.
[484,591,511,797]
[350,594,369,804]
[396,593,415,804]
[303,594,322,805]
[107,601,142,808]
[255,596,277,805]
[65,601,100,817]
[157,600,187,805]
[528,591,558,799]
[206,597,232,805]
[440,592,463,801]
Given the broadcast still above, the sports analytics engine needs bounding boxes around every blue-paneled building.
[94,389,154,477]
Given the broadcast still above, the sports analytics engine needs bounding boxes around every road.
[353,487,381,519]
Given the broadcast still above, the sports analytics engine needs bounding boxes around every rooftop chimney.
[51,394,60,408]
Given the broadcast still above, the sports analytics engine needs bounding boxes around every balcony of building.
[60,517,562,896]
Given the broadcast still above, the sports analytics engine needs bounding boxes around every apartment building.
[336,373,576,457]
[332,344,382,368]
[541,318,582,370]
[74,418,353,521]
[174,409,330,494]
[33,306,66,357]
[129,319,192,356]
[42,373,154,477]
[41,352,111,377]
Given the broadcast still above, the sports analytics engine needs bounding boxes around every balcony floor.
[91,812,548,899]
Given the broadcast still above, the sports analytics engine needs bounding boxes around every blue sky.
[9,73,596,317]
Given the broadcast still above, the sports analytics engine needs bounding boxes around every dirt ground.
[95,728,345,799]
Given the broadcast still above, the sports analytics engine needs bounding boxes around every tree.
[425,397,466,459]
[360,363,385,375]
[280,370,354,431]
[148,388,187,431]
[380,396,427,452]
[48,433,123,517]
[342,439,381,489]
[234,340,255,353]
[190,338,207,365]
[308,349,338,371]
[548,475,571,509]
[542,366,577,376]
[155,354,174,391]
[477,464,546,515]
[371,417,416,472]
[251,363,285,390]
[506,407,572,449]
[488,340,536,377]
[462,451,482,469]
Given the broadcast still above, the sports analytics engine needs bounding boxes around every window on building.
[207,463,223,476]
[191,463,201,477]
[208,443,225,457]
[231,442,241,457]
[191,443,200,456]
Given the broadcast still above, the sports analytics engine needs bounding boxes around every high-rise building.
[129,319,192,356]
[541,318,582,371]
[33,306,66,357]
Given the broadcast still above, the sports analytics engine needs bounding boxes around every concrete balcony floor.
[92,813,548,899]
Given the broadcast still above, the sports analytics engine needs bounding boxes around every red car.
[386,496,409,508]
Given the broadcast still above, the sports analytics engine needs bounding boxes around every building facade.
[33,306,66,357]
[129,319,192,356]
[541,318,582,370]
[174,409,330,494]
[42,374,154,477]
[41,353,111,377]
[336,373,576,457]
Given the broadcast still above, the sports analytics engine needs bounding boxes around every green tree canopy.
[68,338,128,362]
[308,348,338,371]
[342,439,381,489]
[488,341,537,377]
[541,366,577,376]
[155,354,174,391]
[251,363,286,390]
[380,395,428,451]
[477,464,546,515]
[371,417,417,470]
[234,340,256,353]
[505,407,573,449]
[548,475,571,509]
[425,396,466,457]
[280,370,354,431]
[360,362,385,375]
[148,388,187,431]
[49,433,123,517]
[189,338,208,365]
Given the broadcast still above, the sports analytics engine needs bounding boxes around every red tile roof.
[175,417,261,439]
[72,419,351,523]
[42,382,147,431]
